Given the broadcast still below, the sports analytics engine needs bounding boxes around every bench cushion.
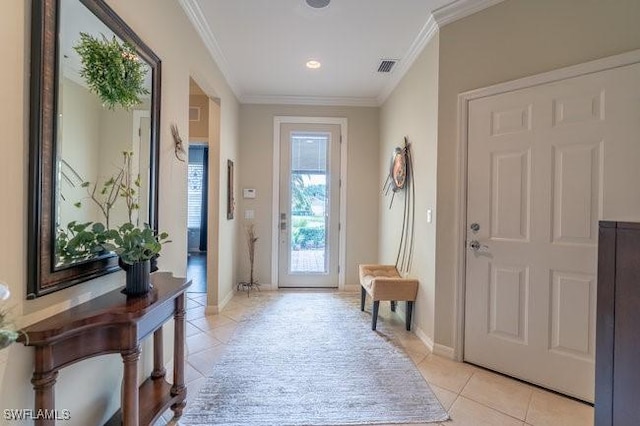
[359,264,418,302]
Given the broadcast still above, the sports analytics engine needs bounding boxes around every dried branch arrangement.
[237,224,260,296]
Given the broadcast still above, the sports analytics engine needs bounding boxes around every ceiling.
[180,0,502,106]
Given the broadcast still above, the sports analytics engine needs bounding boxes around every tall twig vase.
[122,259,151,296]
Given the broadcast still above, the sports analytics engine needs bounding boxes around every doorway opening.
[187,144,208,292]
[187,78,210,294]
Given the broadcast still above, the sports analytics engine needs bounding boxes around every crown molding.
[179,0,242,97]
[433,0,506,27]
[376,14,438,105]
[240,94,379,108]
[180,0,503,107]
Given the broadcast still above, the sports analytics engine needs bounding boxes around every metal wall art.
[170,123,186,162]
[383,137,415,274]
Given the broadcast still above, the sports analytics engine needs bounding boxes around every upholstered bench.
[358,264,418,331]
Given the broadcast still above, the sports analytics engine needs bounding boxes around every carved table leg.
[31,370,58,426]
[171,293,187,417]
[121,346,140,426]
[152,328,166,380]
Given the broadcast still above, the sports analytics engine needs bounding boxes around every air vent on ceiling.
[377,59,397,73]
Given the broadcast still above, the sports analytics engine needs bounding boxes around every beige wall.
[434,0,640,348]
[58,77,102,227]
[0,0,239,424]
[238,104,379,286]
[379,34,439,341]
[97,106,136,227]
[189,94,210,142]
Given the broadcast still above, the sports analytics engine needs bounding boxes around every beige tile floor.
[156,291,593,426]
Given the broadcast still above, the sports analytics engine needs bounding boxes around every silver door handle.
[280,213,287,231]
[469,240,489,251]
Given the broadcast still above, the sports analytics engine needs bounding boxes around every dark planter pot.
[122,259,151,296]
[150,254,159,273]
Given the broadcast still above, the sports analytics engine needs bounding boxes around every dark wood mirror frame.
[27,0,161,299]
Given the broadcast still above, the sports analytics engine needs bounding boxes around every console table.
[19,272,191,425]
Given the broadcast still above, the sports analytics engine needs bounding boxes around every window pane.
[188,163,203,228]
[289,132,329,273]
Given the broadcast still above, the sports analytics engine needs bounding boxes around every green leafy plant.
[74,32,149,110]
[74,151,140,229]
[55,221,110,265]
[78,171,123,229]
[0,283,25,350]
[293,227,325,249]
[57,151,167,267]
[0,311,20,349]
[102,223,170,265]
[119,151,141,224]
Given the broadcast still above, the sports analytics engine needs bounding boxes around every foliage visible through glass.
[289,133,329,273]
[55,152,163,266]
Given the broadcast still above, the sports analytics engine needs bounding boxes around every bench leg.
[360,286,366,311]
[372,301,380,330]
[406,301,414,331]
[390,301,397,312]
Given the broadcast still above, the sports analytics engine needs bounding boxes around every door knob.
[469,240,489,251]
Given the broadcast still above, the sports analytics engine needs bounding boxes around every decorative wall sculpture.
[383,137,415,274]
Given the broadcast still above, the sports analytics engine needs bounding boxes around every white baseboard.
[433,343,455,359]
[343,284,360,292]
[205,288,235,314]
[256,283,275,291]
[414,326,435,353]
[219,289,234,310]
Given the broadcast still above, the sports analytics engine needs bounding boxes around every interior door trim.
[272,116,348,290]
[453,48,640,362]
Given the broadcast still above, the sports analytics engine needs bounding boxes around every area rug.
[181,293,449,425]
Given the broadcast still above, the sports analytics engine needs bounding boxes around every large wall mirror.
[28,0,161,298]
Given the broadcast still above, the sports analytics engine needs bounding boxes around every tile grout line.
[454,384,534,424]
[524,388,535,425]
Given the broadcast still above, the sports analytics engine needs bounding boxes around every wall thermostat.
[243,188,256,199]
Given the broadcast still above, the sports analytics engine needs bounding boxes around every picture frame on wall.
[227,159,234,220]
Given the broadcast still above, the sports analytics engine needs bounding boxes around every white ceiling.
[180,0,502,106]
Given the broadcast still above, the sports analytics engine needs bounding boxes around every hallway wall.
[0,0,239,423]
[379,34,440,344]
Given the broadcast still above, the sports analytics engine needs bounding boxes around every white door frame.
[272,116,348,290]
[453,48,640,361]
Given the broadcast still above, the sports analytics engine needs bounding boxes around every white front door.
[278,123,341,288]
[464,61,640,402]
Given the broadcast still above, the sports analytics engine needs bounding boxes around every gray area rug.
[181,293,449,425]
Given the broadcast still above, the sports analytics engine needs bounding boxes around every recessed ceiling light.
[306,0,330,9]
[306,60,321,69]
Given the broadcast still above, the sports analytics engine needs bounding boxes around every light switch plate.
[244,209,255,219]
[243,188,256,199]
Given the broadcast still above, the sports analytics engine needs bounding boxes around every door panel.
[278,123,340,288]
[490,149,530,241]
[552,142,601,245]
[465,62,640,402]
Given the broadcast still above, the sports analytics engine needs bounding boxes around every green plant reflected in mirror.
[28,0,161,298]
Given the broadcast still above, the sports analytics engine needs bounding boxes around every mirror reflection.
[54,0,152,268]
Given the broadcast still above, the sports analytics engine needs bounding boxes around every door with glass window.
[278,123,340,287]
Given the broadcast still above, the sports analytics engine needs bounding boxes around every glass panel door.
[278,123,340,288]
